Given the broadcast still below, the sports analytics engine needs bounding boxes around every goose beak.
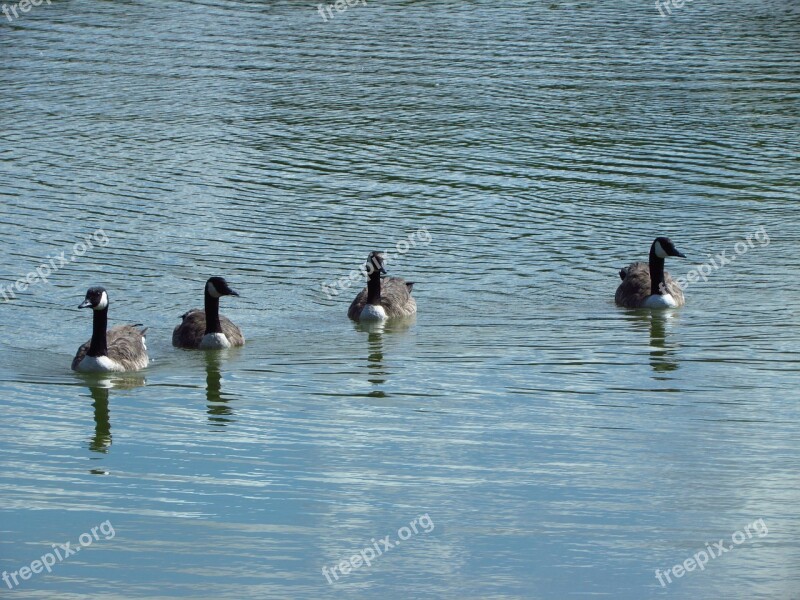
[675,251,686,258]
[78,299,92,309]
[227,289,240,297]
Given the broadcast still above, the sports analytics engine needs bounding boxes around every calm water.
[1,0,799,598]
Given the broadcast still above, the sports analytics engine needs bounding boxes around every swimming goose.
[348,251,417,321]
[72,287,149,372]
[172,277,244,349]
[615,237,687,309]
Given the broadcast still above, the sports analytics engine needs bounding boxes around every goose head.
[205,277,240,299]
[651,237,686,259]
[365,251,387,278]
[79,287,109,311]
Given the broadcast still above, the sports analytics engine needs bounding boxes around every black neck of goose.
[88,308,109,357]
[649,246,666,296]
[366,272,382,305]
[204,291,223,334]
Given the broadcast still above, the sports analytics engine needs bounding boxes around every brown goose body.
[172,309,245,349]
[72,324,149,372]
[347,251,417,321]
[348,277,417,320]
[615,262,685,308]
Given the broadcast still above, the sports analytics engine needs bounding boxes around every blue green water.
[1,1,799,598]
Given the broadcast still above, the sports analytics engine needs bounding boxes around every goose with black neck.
[173,277,245,350]
[615,237,687,309]
[72,287,149,372]
[348,251,417,321]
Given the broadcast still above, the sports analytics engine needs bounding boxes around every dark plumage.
[72,325,149,371]
[616,262,685,308]
[348,278,417,319]
[172,277,244,349]
[347,251,417,320]
[172,309,245,348]
[72,287,149,372]
[615,237,686,309]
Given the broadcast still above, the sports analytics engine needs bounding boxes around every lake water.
[1,0,799,598]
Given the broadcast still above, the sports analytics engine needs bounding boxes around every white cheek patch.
[654,241,668,259]
[206,281,221,298]
[95,291,109,311]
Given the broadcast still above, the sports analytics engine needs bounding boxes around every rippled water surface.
[1,1,799,598]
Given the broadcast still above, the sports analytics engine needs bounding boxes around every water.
[1,0,799,598]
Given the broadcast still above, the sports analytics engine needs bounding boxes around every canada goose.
[72,287,150,373]
[172,277,244,349]
[348,251,417,321]
[615,237,687,309]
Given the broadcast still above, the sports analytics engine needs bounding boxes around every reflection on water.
[88,386,111,454]
[80,375,146,462]
[366,330,386,397]
[627,311,682,375]
[623,311,682,375]
[354,318,416,398]
[356,321,388,397]
[205,350,238,427]
[647,312,680,375]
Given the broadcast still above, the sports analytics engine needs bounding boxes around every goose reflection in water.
[354,317,415,399]
[88,385,111,454]
[80,375,146,465]
[357,320,388,397]
[205,350,239,427]
[627,311,681,375]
